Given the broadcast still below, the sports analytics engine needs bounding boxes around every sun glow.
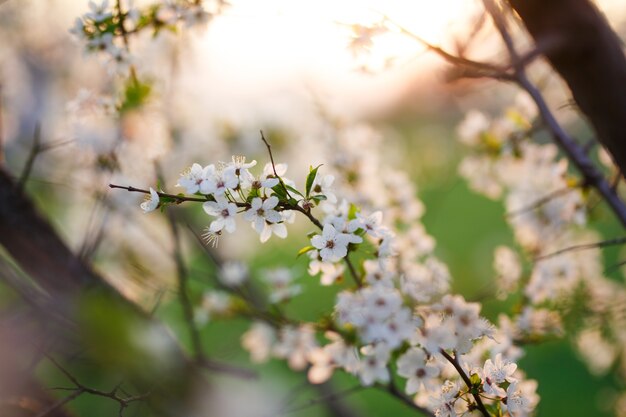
[190,1,479,119]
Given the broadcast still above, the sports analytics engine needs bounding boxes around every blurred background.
[1,0,626,416]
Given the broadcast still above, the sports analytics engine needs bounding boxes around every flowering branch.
[109,183,211,203]
[482,0,626,229]
[439,350,490,417]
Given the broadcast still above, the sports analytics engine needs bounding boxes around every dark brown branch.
[385,375,436,417]
[276,385,363,416]
[18,123,42,190]
[44,355,151,417]
[508,0,626,180]
[439,350,490,417]
[0,83,4,165]
[386,18,514,82]
[34,388,85,417]
[109,183,208,203]
[166,208,205,361]
[482,0,626,228]
[344,255,362,288]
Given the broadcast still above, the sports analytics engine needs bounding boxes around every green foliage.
[120,79,152,113]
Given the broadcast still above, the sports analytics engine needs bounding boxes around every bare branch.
[276,385,363,416]
[44,354,152,416]
[384,17,514,81]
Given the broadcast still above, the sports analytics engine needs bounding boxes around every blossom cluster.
[136,123,540,416]
[70,0,225,75]
[457,95,626,414]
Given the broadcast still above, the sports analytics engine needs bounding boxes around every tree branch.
[483,0,626,228]
[439,350,490,417]
[508,0,626,180]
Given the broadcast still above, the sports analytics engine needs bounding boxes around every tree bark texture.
[508,0,626,176]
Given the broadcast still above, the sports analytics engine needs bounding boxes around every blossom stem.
[166,208,205,361]
[385,375,436,417]
[109,183,245,206]
[344,255,362,288]
[439,349,490,417]
[482,0,626,229]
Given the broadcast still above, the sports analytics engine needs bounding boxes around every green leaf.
[305,164,322,197]
[271,183,287,200]
[297,245,316,258]
[469,372,482,387]
[485,401,502,417]
[348,203,359,220]
[285,184,304,197]
[311,194,327,203]
[120,79,152,113]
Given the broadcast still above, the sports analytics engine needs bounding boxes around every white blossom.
[140,187,159,213]
[311,224,358,263]
[242,322,275,363]
[203,195,238,233]
[397,348,440,394]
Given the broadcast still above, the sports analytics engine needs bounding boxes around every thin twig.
[35,388,85,417]
[18,123,42,190]
[109,184,209,203]
[535,236,626,261]
[260,130,294,200]
[386,376,436,417]
[276,385,364,416]
[166,207,205,361]
[384,16,514,81]
[506,185,577,218]
[344,255,362,288]
[45,354,151,416]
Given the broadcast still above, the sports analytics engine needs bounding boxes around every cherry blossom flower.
[308,334,359,384]
[482,353,517,397]
[243,196,286,242]
[86,0,112,21]
[493,246,522,298]
[203,196,238,233]
[355,210,384,238]
[140,187,159,213]
[311,224,358,263]
[505,380,539,417]
[241,322,275,363]
[308,252,345,285]
[212,167,239,196]
[430,380,461,417]
[273,325,317,371]
[178,163,215,195]
[357,344,390,386]
[219,261,248,287]
[262,268,301,303]
[397,348,440,394]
